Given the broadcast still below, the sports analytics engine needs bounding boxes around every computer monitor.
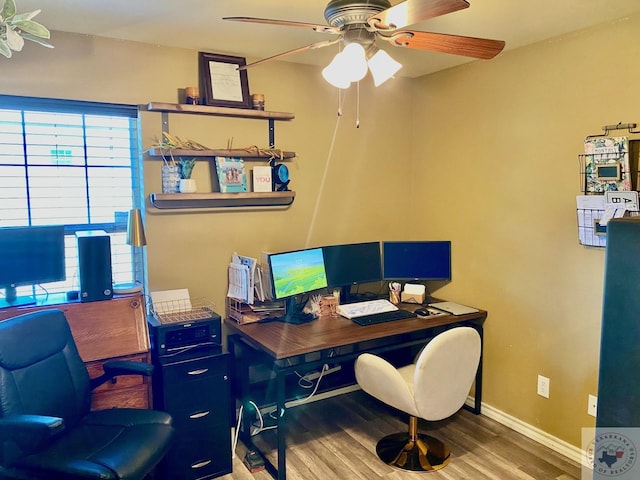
[268,247,328,323]
[0,225,66,308]
[382,241,452,281]
[322,241,381,302]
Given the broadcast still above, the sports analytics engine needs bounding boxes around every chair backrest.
[0,309,91,426]
[413,326,481,421]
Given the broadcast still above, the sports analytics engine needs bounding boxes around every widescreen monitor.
[269,247,328,299]
[382,241,452,281]
[268,247,328,323]
[0,225,66,307]
[322,241,381,301]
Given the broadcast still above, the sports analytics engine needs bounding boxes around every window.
[0,95,143,300]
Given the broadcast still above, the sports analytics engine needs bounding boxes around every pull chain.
[356,81,360,128]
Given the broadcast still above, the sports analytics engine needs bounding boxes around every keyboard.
[351,309,417,326]
[336,299,398,319]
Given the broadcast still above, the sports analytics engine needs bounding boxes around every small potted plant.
[0,0,53,58]
[178,158,197,193]
[146,132,206,194]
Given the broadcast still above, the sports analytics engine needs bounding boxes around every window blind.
[0,95,143,299]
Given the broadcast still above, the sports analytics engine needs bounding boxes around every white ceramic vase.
[179,179,197,193]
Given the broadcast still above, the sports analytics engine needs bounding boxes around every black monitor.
[322,241,381,302]
[268,247,328,323]
[0,225,66,308]
[382,241,452,281]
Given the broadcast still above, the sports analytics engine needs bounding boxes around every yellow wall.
[1,13,638,449]
[411,15,640,445]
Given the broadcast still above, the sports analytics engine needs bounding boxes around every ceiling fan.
[224,0,505,87]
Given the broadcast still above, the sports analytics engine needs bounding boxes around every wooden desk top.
[225,304,487,360]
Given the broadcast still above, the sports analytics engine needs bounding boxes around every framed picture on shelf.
[198,52,251,109]
[215,157,248,193]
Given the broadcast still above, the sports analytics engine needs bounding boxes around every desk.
[226,303,487,480]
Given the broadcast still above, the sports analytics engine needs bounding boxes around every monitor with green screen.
[269,247,328,300]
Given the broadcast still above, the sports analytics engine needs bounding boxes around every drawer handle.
[191,460,212,469]
[189,411,210,419]
[187,368,209,375]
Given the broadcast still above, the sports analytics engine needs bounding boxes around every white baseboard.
[465,397,583,465]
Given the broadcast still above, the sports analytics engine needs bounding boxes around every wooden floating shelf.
[147,148,296,160]
[150,191,296,210]
[141,102,295,121]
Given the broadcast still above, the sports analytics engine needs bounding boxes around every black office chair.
[0,309,174,480]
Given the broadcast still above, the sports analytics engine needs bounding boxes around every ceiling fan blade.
[239,39,341,70]
[388,30,505,59]
[368,0,470,31]
[223,16,341,35]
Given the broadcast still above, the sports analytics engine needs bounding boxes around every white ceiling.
[18,0,640,78]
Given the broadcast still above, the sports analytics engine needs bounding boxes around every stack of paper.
[227,252,274,305]
[228,253,255,304]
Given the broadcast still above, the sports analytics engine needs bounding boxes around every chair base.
[376,432,450,472]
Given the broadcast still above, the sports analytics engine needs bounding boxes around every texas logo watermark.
[583,428,639,479]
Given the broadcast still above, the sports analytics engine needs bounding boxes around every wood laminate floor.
[220,390,581,480]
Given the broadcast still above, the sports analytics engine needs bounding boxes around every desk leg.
[474,325,483,415]
[276,369,287,480]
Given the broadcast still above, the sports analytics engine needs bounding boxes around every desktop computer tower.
[76,231,113,303]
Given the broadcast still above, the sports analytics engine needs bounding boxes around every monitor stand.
[0,286,35,309]
[279,297,314,325]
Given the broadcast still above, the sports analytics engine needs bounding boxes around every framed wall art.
[198,52,251,109]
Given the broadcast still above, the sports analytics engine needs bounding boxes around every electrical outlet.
[588,394,598,417]
[537,375,550,398]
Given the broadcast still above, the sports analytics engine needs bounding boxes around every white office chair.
[354,326,481,472]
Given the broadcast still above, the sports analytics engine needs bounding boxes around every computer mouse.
[414,308,430,317]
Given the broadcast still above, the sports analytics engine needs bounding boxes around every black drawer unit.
[153,347,232,480]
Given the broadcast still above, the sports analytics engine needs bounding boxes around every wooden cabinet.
[0,293,152,410]
[142,102,296,210]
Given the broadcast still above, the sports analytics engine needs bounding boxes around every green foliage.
[178,158,196,179]
[0,0,53,58]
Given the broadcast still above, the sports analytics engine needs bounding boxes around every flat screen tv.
[268,247,328,323]
[0,225,66,307]
[382,241,452,281]
[322,241,381,302]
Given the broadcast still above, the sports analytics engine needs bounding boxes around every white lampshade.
[322,54,352,89]
[368,49,403,87]
[341,43,368,82]
[322,42,369,89]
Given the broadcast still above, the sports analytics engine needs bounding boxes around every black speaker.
[76,231,113,303]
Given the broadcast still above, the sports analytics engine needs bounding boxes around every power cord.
[245,364,331,437]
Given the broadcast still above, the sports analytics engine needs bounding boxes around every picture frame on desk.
[198,52,251,109]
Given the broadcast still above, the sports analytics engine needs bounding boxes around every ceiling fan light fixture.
[367,49,402,86]
[322,62,351,89]
[322,41,368,88]
[322,52,352,89]
[341,42,368,81]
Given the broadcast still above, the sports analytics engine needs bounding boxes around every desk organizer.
[226,298,287,324]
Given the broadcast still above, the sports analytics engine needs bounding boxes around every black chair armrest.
[0,414,65,452]
[90,360,154,390]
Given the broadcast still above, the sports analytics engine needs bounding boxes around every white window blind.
[0,95,143,300]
